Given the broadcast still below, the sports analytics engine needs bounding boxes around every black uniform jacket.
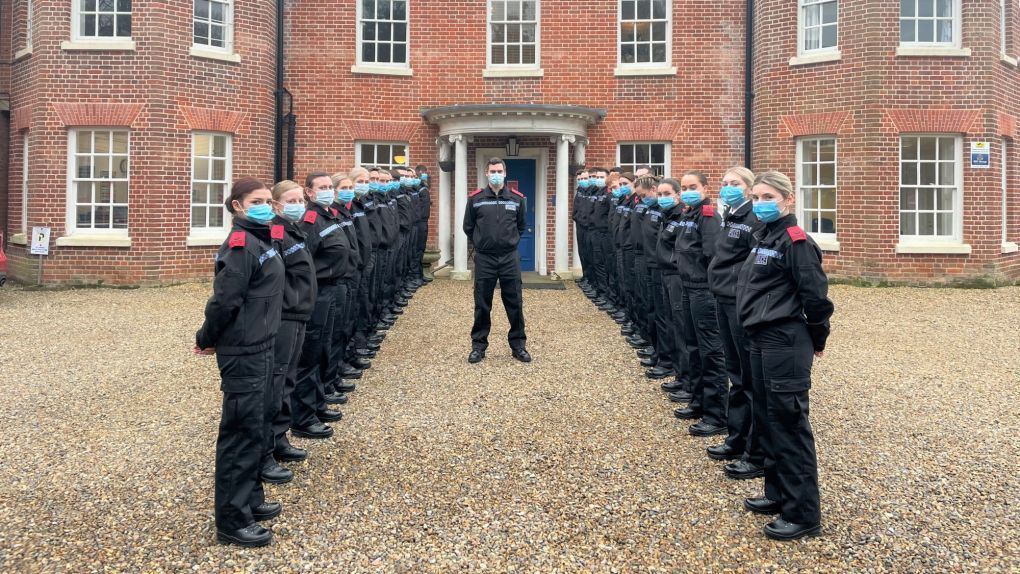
[654,204,684,273]
[417,184,432,222]
[357,194,382,250]
[673,199,721,289]
[736,214,835,352]
[374,191,400,249]
[271,216,316,322]
[463,185,527,255]
[708,199,762,301]
[641,204,664,267]
[617,194,639,251]
[196,217,285,355]
[333,202,364,273]
[396,189,414,232]
[630,200,650,257]
[591,189,611,232]
[298,202,356,284]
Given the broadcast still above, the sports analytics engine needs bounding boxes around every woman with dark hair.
[194,177,285,547]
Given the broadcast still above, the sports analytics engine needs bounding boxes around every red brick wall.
[4,0,276,285]
[753,0,1020,284]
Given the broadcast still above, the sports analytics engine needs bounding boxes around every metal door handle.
[528,228,533,233]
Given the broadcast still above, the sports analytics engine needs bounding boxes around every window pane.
[622,0,635,21]
[77,131,93,153]
[819,139,836,162]
[376,0,390,19]
[508,23,520,42]
[378,43,391,62]
[636,145,650,164]
[362,21,376,40]
[112,132,128,154]
[77,206,93,227]
[98,14,114,36]
[195,158,210,180]
[805,28,820,51]
[620,145,634,164]
[636,22,650,42]
[819,163,835,185]
[937,20,951,43]
[95,206,111,228]
[902,161,918,185]
[393,0,406,20]
[637,0,651,19]
[918,188,935,210]
[802,163,816,186]
[901,212,916,235]
[937,187,954,210]
[393,22,407,41]
[192,206,205,227]
[901,20,915,42]
[936,212,953,235]
[95,132,110,153]
[491,45,504,64]
[362,43,375,62]
[822,25,837,49]
[77,156,92,179]
[523,1,536,20]
[379,22,391,40]
[936,0,952,17]
[637,43,650,62]
[209,183,224,204]
[209,207,224,227]
[902,137,918,159]
[117,15,130,36]
[507,1,520,20]
[918,212,935,235]
[94,156,110,178]
[918,19,934,42]
[522,24,536,42]
[211,2,224,23]
[901,0,915,17]
[901,187,917,210]
[821,188,836,210]
[939,162,955,185]
[521,44,536,64]
[361,143,375,164]
[805,4,820,27]
[650,144,665,163]
[652,43,667,63]
[652,22,666,41]
[938,137,955,160]
[621,44,635,63]
[803,188,817,209]
[112,206,128,229]
[212,159,226,181]
[507,43,521,63]
[919,137,936,159]
[77,182,92,203]
[919,0,934,18]
[920,162,936,185]
[213,135,227,157]
[114,181,128,203]
[393,43,407,64]
[621,22,635,42]
[820,211,836,233]
[85,0,97,11]
[196,0,210,19]
[822,1,837,23]
[652,0,666,19]
[97,182,112,203]
[82,14,96,36]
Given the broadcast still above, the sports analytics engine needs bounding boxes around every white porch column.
[451,134,471,280]
[437,138,453,267]
[554,134,574,277]
[572,140,587,272]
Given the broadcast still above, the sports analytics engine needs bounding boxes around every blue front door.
[504,158,537,272]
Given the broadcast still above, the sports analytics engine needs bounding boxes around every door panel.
[504,158,537,272]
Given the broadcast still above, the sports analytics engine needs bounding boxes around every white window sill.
[14,47,33,62]
[813,238,841,252]
[483,67,545,78]
[9,233,28,245]
[55,235,132,248]
[896,45,971,58]
[62,39,137,52]
[1001,54,1018,67]
[895,242,971,255]
[789,50,842,67]
[187,233,229,247]
[189,46,241,64]
[1002,242,1019,254]
[350,64,413,77]
[614,65,677,77]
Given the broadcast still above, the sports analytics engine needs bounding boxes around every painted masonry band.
[1,0,1019,285]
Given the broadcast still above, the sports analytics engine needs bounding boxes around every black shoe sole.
[253,506,284,521]
[689,427,727,437]
[291,429,334,439]
[274,453,307,463]
[217,532,272,547]
[646,372,672,380]
[743,500,781,515]
[668,395,693,403]
[674,411,703,420]
[317,414,343,423]
[707,450,742,461]
[727,468,766,480]
[260,473,293,485]
[325,396,348,405]
[764,524,822,540]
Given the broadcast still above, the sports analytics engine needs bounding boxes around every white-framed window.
[74,0,132,40]
[24,0,34,51]
[21,134,29,235]
[1003,137,1010,244]
[193,0,232,51]
[900,0,959,46]
[617,142,670,177]
[796,138,838,237]
[191,133,232,233]
[619,0,671,67]
[799,0,837,54]
[899,135,962,242]
[357,0,409,66]
[356,142,409,170]
[488,0,539,67]
[68,129,130,234]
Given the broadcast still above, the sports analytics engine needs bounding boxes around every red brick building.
[1,1,1017,285]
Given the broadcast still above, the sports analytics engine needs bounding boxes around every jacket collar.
[234,215,273,241]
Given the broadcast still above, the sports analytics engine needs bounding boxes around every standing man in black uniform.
[463,157,531,364]
[414,165,433,284]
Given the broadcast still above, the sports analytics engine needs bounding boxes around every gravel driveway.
[0,281,1017,573]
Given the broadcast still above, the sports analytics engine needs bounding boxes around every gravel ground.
[0,280,1017,573]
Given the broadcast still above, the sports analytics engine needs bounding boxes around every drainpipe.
[744,0,755,169]
[274,0,286,182]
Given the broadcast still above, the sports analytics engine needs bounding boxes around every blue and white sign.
[970,141,990,169]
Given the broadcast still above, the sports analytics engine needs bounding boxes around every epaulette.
[469,188,484,198]
[303,210,318,224]
[702,204,715,217]
[511,189,525,199]
[271,224,285,240]
[331,207,338,217]
[228,230,246,249]
[787,226,807,242]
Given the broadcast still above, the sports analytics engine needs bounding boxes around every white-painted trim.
[616,142,672,177]
[1002,242,1019,253]
[795,137,839,248]
[14,47,33,61]
[1003,137,1010,245]
[66,128,132,237]
[10,233,28,246]
[898,134,964,244]
[62,39,136,51]
[191,132,233,236]
[1002,54,1019,67]
[186,234,228,247]
[796,0,839,58]
[894,242,971,254]
[486,0,541,69]
[475,147,550,276]
[815,238,841,252]
[482,67,544,78]
[435,114,590,139]
[189,46,241,63]
[354,141,411,169]
[21,135,29,236]
[789,50,841,66]
[56,235,133,248]
[613,65,677,77]
[895,46,970,57]
[898,0,963,50]
[350,64,414,76]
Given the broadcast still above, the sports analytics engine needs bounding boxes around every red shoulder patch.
[787,226,807,242]
[468,188,484,198]
[331,207,338,217]
[303,210,318,224]
[271,224,285,240]
[511,189,525,199]
[702,204,715,217]
[228,231,246,249]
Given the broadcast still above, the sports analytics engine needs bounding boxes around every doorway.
[504,158,537,272]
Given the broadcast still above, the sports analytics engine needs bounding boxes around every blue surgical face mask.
[680,191,702,206]
[642,195,656,206]
[619,185,632,196]
[354,182,370,196]
[315,190,335,206]
[592,178,606,189]
[337,190,356,203]
[245,203,275,224]
[421,173,429,181]
[578,179,591,190]
[390,181,401,193]
[401,177,413,188]
[369,181,382,192]
[489,173,505,187]
[282,203,306,222]
[753,200,783,223]
[658,196,677,210]
[720,185,746,206]
[412,177,422,186]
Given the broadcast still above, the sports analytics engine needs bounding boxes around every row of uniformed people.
[194,165,432,547]
[572,166,834,541]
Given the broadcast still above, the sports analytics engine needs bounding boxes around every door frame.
[475,147,549,275]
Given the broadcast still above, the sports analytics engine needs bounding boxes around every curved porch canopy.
[421,104,606,280]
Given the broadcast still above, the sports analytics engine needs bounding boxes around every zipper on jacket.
[761,293,771,321]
